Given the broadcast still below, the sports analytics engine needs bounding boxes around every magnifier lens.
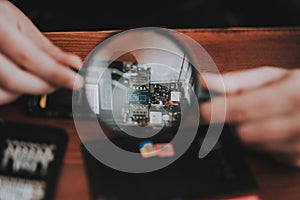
[80,28,198,137]
[72,28,226,173]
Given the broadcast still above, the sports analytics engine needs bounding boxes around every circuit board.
[110,62,184,127]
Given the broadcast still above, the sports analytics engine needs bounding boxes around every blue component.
[138,140,154,149]
[128,91,148,104]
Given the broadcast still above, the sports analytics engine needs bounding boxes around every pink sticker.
[155,143,175,157]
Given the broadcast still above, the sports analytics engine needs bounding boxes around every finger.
[21,18,82,69]
[0,25,84,90]
[270,153,300,168]
[0,87,20,105]
[236,111,300,144]
[200,72,298,123]
[243,134,300,155]
[200,66,288,94]
[0,52,56,94]
[258,138,300,157]
[0,0,82,69]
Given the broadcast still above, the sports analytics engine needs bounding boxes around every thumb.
[200,66,288,94]
[0,87,20,105]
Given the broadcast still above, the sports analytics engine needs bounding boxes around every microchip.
[128,91,148,104]
[149,111,162,124]
[170,91,181,102]
[128,67,150,87]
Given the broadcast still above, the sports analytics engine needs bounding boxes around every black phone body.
[82,124,257,200]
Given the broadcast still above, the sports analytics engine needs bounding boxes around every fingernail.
[297,159,300,168]
[238,124,251,134]
[237,124,253,141]
[73,75,84,90]
[70,54,83,69]
[199,102,211,123]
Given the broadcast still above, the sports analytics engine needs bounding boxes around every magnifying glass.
[72,27,226,173]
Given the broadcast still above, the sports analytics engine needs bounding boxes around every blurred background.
[11,0,300,31]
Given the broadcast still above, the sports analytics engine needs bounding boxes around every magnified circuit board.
[96,58,195,128]
[122,64,181,127]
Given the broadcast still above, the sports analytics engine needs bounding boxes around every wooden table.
[0,27,300,200]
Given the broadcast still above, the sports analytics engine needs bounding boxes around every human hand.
[0,0,84,104]
[200,66,300,167]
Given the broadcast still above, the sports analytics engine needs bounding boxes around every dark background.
[11,0,300,31]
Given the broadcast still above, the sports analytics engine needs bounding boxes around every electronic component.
[149,111,162,124]
[128,90,148,105]
[39,95,47,109]
[138,140,157,158]
[129,104,149,121]
[138,141,175,158]
[170,91,181,102]
[154,143,175,157]
[85,84,100,114]
[128,67,150,87]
